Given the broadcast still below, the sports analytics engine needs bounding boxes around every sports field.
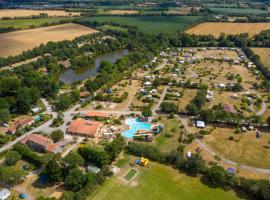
[186,22,270,37]
[0,17,71,29]
[90,162,244,200]
[79,16,202,34]
[0,9,80,19]
[0,23,98,57]
[252,48,270,70]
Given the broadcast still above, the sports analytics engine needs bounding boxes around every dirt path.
[256,101,266,116]
[152,86,168,114]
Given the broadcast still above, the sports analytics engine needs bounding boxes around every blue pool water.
[122,118,151,139]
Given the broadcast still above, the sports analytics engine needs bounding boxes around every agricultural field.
[186,22,270,37]
[107,10,139,15]
[90,159,244,200]
[79,16,203,34]
[207,7,269,14]
[252,48,270,70]
[97,24,128,32]
[0,23,98,57]
[0,9,80,19]
[0,17,72,29]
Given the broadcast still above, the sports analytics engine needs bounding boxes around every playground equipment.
[136,157,149,167]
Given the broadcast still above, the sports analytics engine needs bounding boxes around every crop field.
[0,9,80,19]
[252,48,270,70]
[207,7,269,14]
[90,161,244,200]
[79,16,203,34]
[0,17,72,29]
[186,22,270,37]
[107,10,139,15]
[0,23,98,57]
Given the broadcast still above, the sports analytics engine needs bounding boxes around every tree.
[0,108,10,123]
[142,106,153,117]
[205,166,228,187]
[160,102,178,113]
[51,130,64,142]
[63,152,84,170]
[105,135,125,162]
[0,165,25,186]
[43,157,63,182]
[60,191,75,200]
[64,167,87,191]
[181,154,205,176]
[5,150,21,166]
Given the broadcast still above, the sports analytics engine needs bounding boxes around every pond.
[59,49,129,84]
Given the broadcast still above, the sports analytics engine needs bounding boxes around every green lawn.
[124,169,137,180]
[154,116,181,153]
[0,17,73,29]
[79,16,203,34]
[90,162,245,200]
[207,7,269,14]
[98,24,127,32]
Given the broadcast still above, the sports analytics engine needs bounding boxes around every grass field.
[154,116,181,153]
[90,162,244,200]
[204,127,270,169]
[186,22,270,37]
[207,7,269,14]
[0,9,80,19]
[0,23,98,57]
[252,48,270,70]
[0,17,72,29]
[79,16,203,34]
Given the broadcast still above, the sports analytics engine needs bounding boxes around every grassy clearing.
[79,16,203,34]
[252,48,270,70]
[186,22,270,37]
[0,17,72,29]
[90,162,244,200]
[154,116,181,153]
[204,127,270,169]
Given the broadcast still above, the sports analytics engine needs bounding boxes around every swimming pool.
[122,118,151,139]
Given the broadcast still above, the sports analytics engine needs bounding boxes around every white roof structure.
[144,81,151,86]
[186,151,192,158]
[196,121,206,128]
[0,189,10,200]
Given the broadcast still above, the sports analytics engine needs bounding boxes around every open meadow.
[90,160,245,200]
[252,48,270,70]
[0,23,98,57]
[79,16,203,34]
[0,9,80,19]
[206,7,269,15]
[186,22,270,37]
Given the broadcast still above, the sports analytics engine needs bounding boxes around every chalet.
[67,118,103,138]
[21,134,61,153]
[8,117,35,134]
[0,188,10,200]
[196,121,206,128]
[223,104,236,114]
[58,60,71,69]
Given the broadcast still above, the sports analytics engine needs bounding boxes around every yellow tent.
[140,157,149,166]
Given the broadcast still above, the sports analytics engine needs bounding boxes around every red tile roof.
[223,104,236,114]
[67,118,103,137]
[85,111,110,118]
[80,91,90,98]
[8,117,34,133]
[21,134,58,153]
